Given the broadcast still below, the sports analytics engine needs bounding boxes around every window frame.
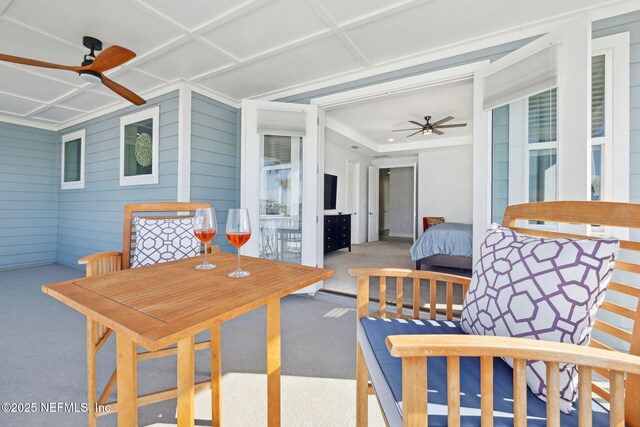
[119,106,160,186]
[60,129,86,190]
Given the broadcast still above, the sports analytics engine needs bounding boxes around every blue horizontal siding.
[190,92,240,253]
[55,91,181,269]
[0,122,57,270]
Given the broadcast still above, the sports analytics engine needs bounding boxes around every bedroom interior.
[1,1,640,426]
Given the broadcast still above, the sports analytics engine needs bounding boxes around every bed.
[410,221,473,271]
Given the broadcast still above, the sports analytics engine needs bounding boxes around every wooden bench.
[351,201,640,426]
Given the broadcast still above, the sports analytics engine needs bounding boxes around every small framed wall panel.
[61,129,85,190]
[120,106,160,186]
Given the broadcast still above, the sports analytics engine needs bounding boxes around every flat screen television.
[324,174,337,210]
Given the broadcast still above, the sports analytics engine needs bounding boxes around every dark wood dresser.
[324,214,351,254]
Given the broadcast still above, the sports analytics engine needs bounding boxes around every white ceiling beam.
[325,116,380,152]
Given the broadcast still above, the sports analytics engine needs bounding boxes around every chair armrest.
[385,334,640,374]
[78,251,123,265]
[78,252,123,277]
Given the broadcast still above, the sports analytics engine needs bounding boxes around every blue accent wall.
[55,91,180,268]
[0,122,57,270]
[190,92,239,253]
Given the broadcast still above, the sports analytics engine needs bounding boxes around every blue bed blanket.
[409,222,473,261]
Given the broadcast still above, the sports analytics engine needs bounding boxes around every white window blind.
[592,54,606,137]
[483,44,558,111]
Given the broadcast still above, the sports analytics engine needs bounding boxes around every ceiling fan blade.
[101,74,146,105]
[87,46,136,73]
[436,123,468,128]
[392,128,422,132]
[432,129,444,135]
[0,53,81,72]
[431,116,454,126]
[407,130,423,137]
[408,120,424,127]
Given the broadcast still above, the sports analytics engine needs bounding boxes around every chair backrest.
[122,202,211,270]
[501,201,640,421]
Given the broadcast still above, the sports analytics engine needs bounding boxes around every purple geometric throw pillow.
[461,225,619,413]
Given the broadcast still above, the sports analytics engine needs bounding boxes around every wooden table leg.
[87,318,98,427]
[177,336,195,427]
[266,299,281,427]
[116,333,138,427]
[211,323,222,427]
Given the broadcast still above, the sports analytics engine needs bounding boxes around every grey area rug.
[0,264,385,427]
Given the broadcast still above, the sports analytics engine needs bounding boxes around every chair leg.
[356,342,369,427]
[86,318,98,427]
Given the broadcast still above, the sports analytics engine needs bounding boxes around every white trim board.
[177,86,192,202]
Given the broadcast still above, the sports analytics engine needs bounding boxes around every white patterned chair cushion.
[131,217,200,268]
[461,224,619,413]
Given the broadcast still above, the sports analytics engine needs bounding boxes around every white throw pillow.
[461,225,619,413]
[131,217,200,268]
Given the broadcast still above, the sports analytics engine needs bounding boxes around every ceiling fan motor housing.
[82,36,102,66]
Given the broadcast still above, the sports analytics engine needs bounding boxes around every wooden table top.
[43,253,333,351]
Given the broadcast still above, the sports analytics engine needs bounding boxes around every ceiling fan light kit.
[392,115,467,138]
[0,36,146,106]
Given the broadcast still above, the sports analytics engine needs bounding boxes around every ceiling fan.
[0,36,146,106]
[393,115,467,137]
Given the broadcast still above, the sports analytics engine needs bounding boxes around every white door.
[367,165,379,242]
[473,15,591,262]
[346,160,360,244]
[241,100,319,293]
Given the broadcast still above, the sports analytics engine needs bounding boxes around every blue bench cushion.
[358,317,611,427]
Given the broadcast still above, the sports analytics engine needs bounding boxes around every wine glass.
[226,208,251,278]
[193,207,217,270]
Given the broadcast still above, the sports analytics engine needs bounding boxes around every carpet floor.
[322,238,469,310]
[0,264,385,427]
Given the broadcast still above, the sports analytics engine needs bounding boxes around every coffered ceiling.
[0,0,632,129]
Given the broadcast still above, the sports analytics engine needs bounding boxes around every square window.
[120,106,159,186]
[61,129,85,190]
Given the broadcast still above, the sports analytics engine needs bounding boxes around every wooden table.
[42,252,333,427]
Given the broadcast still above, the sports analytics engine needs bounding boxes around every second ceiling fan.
[393,115,467,137]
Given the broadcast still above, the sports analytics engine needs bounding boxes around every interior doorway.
[378,167,415,240]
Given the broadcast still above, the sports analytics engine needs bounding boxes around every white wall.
[389,167,414,237]
[418,142,473,226]
[324,140,371,243]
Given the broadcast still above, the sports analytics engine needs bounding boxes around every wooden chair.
[352,201,640,426]
[78,202,218,426]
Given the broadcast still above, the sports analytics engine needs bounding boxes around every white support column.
[177,85,192,202]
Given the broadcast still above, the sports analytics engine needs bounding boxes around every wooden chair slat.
[592,383,610,401]
[447,356,461,426]
[429,279,437,320]
[513,358,527,427]
[446,281,453,321]
[357,276,369,319]
[601,300,637,320]
[509,227,640,252]
[380,277,387,318]
[413,278,420,319]
[402,357,427,427]
[578,366,592,427]
[480,356,493,427]
[589,339,614,352]
[609,370,625,427]
[396,277,403,319]
[594,319,632,343]
[615,261,640,275]
[608,281,640,298]
[546,361,560,427]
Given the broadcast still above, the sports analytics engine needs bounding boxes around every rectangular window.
[61,129,85,190]
[591,145,602,201]
[120,106,159,186]
[592,54,606,138]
